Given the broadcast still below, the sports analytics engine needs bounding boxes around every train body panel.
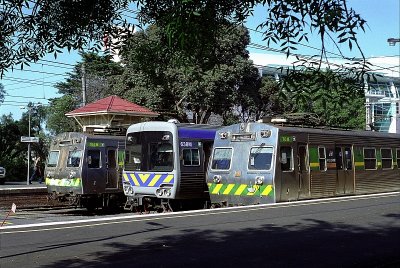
[207,122,400,207]
[123,122,218,211]
[45,132,125,208]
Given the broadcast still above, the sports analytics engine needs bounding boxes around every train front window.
[47,151,60,167]
[149,143,173,171]
[211,148,232,170]
[125,133,142,171]
[248,146,273,170]
[67,150,82,167]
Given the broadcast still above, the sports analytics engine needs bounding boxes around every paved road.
[1,193,399,268]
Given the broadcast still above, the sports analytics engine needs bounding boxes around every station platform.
[0,182,47,195]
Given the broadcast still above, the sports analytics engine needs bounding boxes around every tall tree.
[45,52,124,134]
[1,0,368,79]
[112,24,260,124]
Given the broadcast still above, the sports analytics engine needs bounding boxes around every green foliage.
[45,95,80,135]
[112,24,260,124]
[1,0,368,80]
[46,52,124,134]
[278,70,365,129]
[0,115,26,180]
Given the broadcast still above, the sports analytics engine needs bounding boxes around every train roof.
[54,132,125,141]
[220,123,400,140]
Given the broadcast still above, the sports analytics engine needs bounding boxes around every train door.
[279,145,297,201]
[335,146,354,195]
[297,144,309,199]
[106,147,118,188]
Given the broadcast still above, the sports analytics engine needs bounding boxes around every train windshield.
[47,151,60,167]
[211,148,232,170]
[67,149,82,167]
[248,146,273,170]
[125,131,174,172]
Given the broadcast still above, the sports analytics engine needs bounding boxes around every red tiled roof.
[65,95,158,116]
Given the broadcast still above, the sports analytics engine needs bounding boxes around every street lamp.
[387,38,400,46]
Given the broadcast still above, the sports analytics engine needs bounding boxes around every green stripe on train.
[45,177,82,187]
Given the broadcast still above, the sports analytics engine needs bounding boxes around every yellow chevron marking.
[223,184,235,195]
[212,184,223,194]
[247,185,260,196]
[149,174,161,187]
[139,173,151,183]
[131,174,140,186]
[234,184,247,195]
[164,174,174,183]
[123,173,129,182]
[261,185,273,196]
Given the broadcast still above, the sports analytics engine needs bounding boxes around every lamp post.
[20,106,32,185]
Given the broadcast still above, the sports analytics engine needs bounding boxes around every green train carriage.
[206,122,400,206]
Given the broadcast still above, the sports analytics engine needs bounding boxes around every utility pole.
[81,62,87,107]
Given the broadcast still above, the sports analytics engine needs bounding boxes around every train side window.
[397,149,400,168]
[88,150,101,169]
[344,147,352,170]
[381,148,393,169]
[248,146,273,170]
[335,147,343,170]
[47,151,60,167]
[211,148,232,170]
[280,146,293,171]
[318,147,327,171]
[67,150,82,167]
[363,148,376,170]
[183,149,200,166]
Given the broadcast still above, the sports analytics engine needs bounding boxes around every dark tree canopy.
[1,0,368,77]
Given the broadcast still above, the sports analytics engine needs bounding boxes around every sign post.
[21,136,39,185]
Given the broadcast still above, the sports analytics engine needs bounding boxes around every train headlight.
[165,189,172,197]
[69,171,76,178]
[156,188,163,197]
[255,176,264,185]
[213,175,222,184]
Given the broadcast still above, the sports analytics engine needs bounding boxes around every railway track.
[0,191,63,209]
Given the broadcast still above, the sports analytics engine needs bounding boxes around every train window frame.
[47,150,60,167]
[280,146,293,172]
[87,150,101,169]
[67,149,82,168]
[182,148,200,166]
[211,147,233,171]
[397,149,400,169]
[380,148,393,170]
[247,146,274,171]
[318,146,327,171]
[363,148,377,170]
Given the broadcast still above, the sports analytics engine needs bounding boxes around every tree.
[0,115,28,180]
[112,24,260,124]
[1,0,368,79]
[45,52,124,134]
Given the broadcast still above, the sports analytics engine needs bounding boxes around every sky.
[0,0,399,121]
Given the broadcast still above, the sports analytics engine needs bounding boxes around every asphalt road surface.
[1,192,399,268]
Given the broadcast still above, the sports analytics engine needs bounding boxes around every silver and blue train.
[122,121,218,212]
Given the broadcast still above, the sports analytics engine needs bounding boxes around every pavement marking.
[1,191,399,234]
